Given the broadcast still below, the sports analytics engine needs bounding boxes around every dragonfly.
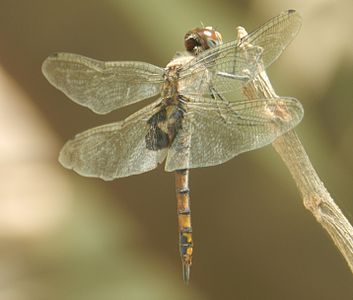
[42,9,303,284]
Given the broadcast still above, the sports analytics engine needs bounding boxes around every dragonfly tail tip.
[182,262,191,285]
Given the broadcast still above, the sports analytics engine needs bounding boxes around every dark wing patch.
[145,106,169,150]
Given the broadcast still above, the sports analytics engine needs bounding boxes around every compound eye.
[207,39,218,48]
[203,27,222,48]
[184,35,201,52]
[184,27,223,53]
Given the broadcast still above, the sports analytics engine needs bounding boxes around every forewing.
[178,40,261,97]
[42,53,164,114]
[179,10,302,97]
[243,9,302,70]
[165,97,303,171]
[59,100,167,180]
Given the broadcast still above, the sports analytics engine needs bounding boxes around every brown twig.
[238,27,353,273]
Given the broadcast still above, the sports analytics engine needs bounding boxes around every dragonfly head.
[184,26,223,55]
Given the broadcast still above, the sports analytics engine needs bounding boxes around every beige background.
[0,0,352,299]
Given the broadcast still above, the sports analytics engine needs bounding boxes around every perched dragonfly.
[42,9,303,284]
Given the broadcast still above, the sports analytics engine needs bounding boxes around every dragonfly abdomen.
[175,169,193,284]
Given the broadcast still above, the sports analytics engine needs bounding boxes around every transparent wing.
[165,97,303,171]
[179,10,302,97]
[243,9,302,70]
[42,52,165,114]
[59,99,167,180]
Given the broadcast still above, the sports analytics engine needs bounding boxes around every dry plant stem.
[243,68,353,273]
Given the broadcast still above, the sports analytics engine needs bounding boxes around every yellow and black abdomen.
[175,169,193,284]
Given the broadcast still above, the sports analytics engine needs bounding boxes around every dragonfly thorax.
[163,54,193,101]
[145,55,193,151]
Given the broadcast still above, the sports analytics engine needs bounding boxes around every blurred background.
[0,0,352,299]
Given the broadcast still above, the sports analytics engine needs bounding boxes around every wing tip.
[41,52,60,79]
[276,97,304,128]
[58,146,115,181]
[286,9,302,21]
[48,52,60,58]
[289,96,304,122]
[58,138,122,181]
[58,143,74,170]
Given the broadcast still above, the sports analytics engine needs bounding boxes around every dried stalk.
[239,34,353,272]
